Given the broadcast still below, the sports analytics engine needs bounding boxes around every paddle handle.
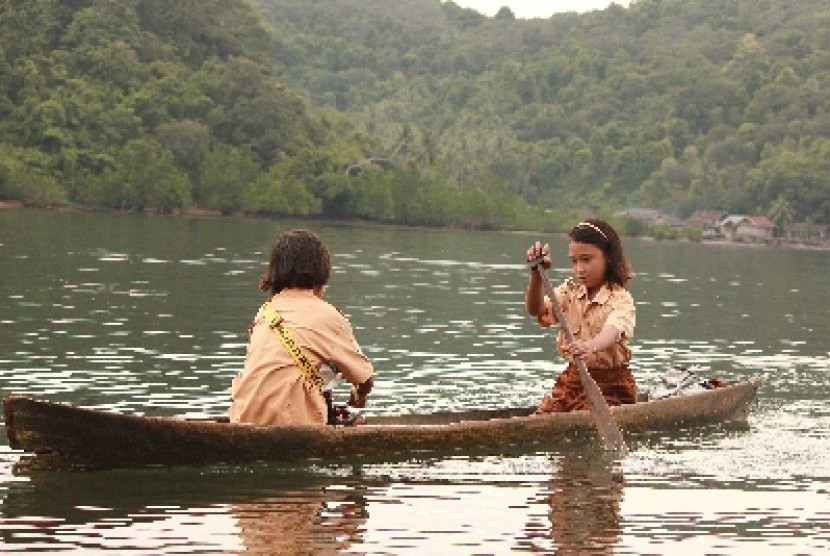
[531,262,628,456]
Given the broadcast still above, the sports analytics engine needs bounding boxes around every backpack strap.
[259,301,325,391]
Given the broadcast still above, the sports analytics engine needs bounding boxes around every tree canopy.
[256,0,830,225]
[2,0,829,230]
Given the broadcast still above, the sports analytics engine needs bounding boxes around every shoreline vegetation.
[2,199,827,252]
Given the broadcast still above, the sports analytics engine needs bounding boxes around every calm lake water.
[0,209,828,554]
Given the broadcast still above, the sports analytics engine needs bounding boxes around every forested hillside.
[0,0,320,213]
[255,0,830,227]
[0,0,533,229]
[2,0,830,232]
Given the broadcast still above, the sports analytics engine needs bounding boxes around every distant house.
[685,210,727,237]
[719,215,775,242]
[785,222,830,242]
[657,214,686,229]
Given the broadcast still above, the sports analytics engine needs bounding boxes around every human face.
[568,241,607,295]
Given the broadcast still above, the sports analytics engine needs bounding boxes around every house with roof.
[719,215,776,242]
[685,210,727,237]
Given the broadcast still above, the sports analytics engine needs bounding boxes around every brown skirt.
[536,363,637,413]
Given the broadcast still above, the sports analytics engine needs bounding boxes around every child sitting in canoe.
[525,219,637,413]
[229,229,374,426]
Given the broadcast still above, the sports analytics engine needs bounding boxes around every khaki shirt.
[537,279,635,369]
[229,289,374,426]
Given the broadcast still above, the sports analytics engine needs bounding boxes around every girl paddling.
[525,218,637,413]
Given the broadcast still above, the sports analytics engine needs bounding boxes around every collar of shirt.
[573,281,616,305]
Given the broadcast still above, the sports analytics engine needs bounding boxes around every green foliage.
[254,0,830,225]
[80,138,191,212]
[208,56,313,166]
[156,119,210,184]
[3,0,830,232]
[200,144,260,214]
[683,227,704,242]
[610,215,650,238]
[0,0,324,215]
[767,193,795,237]
[747,139,830,225]
[241,161,321,216]
[652,224,679,241]
[801,217,814,241]
[350,168,396,222]
[0,144,66,206]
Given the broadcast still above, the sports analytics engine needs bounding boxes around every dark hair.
[259,229,331,294]
[569,218,632,287]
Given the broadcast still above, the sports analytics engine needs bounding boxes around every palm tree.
[768,194,795,238]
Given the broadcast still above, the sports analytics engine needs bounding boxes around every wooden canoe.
[3,378,761,471]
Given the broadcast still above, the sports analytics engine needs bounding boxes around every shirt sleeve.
[604,289,636,339]
[325,309,374,385]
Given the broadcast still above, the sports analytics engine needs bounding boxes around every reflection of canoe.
[4,378,761,471]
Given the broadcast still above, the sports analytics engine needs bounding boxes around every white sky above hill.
[451,1,631,19]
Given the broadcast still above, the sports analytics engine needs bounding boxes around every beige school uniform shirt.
[537,279,635,369]
[229,289,374,426]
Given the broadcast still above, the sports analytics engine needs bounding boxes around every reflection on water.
[232,486,369,554]
[0,452,625,554]
[1,210,829,553]
[3,450,825,554]
[520,452,623,554]
[0,464,369,553]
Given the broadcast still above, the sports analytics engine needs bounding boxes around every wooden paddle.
[531,262,628,456]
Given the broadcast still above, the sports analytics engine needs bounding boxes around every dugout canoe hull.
[3,378,761,471]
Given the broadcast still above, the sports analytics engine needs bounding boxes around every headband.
[575,222,608,241]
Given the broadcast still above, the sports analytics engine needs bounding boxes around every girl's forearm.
[525,271,545,316]
[588,325,621,352]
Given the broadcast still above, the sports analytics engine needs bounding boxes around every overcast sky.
[452,1,631,19]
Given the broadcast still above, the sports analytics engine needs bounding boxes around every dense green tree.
[768,193,795,237]
[746,140,830,223]
[80,138,190,212]
[155,119,210,186]
[241,160,321,216]
[200,144,260,214]
[208,56,313,166]
[350,168,396,222]
[0,144,66,205]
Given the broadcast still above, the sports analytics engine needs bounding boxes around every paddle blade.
[576,360,628,456]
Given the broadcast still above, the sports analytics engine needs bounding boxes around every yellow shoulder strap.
[259,301,325,391]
